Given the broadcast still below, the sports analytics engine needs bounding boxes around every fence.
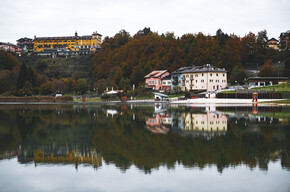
[216,93,282,99]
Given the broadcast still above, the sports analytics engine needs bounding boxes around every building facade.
[0,42,22,53]
[171,64,227,92]
[247,77,288,87]
[267,38,279,50]
[279,30,290,50]
[170,67,192,91]
[161,75,171,91]
[144,70,170,90]
[33,31,102,56]
[17,37,34,52]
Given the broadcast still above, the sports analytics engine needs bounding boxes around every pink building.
[144,70,170,90]
[0,42,22,53]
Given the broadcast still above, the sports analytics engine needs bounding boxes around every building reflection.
[146,104,171,134]
[146,104,227,138]
[1,147,102,170]
[180,112,227,138]
[34,148,102,170]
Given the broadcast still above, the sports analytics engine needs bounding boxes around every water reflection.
[0,104,289,173]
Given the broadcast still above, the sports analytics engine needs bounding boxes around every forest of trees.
[0,51,90,96]
[91,28,289,92]
[0,28,289,96]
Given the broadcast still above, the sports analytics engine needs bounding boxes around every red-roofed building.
[144,70,170,90]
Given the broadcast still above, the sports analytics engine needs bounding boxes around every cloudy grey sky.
[0,0,289,44]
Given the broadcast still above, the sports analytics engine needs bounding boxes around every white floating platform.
[170,98,284,104]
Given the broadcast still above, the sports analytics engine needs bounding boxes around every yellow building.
[267,38,279,50]
[34,31,102,55]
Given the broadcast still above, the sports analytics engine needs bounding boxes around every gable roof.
[268,38,279,42]
[144,70,168,78]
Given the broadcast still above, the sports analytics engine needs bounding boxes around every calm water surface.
[0,104,289,192]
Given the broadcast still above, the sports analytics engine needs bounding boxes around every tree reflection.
[0,104,289,173]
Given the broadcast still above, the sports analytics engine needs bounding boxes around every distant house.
[171,64,227,92]
[0,42,22,53]
[247,77,288,87]
[279,30,290,50]
[144,70,170,90]
[267,38,279,50]
[17,37,34,52]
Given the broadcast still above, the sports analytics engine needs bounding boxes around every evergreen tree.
[17,62,28,89]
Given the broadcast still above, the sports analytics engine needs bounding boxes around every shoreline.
[0,98,289,105]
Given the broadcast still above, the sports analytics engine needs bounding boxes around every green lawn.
[73,97,102,102]
[252,83,290,92]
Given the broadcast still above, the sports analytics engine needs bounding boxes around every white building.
[172,64,227,92]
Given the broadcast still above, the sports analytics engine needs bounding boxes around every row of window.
[184,79,227,83]
[189,120,227,125]
[182,85,225,90]
[183,126,226,131]
[162,81,171,85]
[148,81,162,84]
[183,73,226,78]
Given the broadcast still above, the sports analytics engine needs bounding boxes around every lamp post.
[235,81,237,98]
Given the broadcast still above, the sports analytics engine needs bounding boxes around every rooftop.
[172,64,227,74]
[34,31,102,41]
[144,70,168,78]
[247,77,288,80]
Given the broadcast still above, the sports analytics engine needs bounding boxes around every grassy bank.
[0,96,73,103]
[73,97,102,102]
[262,99,290,104]
[251,83,290,92]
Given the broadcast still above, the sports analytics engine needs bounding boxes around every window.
[216,74,218,76]
[186,75,189,77]
[216,80,219,82]
[202,74,204,76]
[213,86,215,89]
[201,80,204,83]
[223,74,225,77]
[196,80,198,83]
[195,74,198,77]
[190,75,193,79]
[210,73,212,76]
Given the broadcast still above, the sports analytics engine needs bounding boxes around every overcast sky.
[0,0,289,44]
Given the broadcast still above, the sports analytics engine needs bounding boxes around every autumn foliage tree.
[91,28,284,88]
[258,60,275,77]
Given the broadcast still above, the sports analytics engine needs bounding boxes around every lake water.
[0,104,289,192]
